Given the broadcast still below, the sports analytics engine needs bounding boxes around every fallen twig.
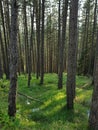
[17,91,44,104]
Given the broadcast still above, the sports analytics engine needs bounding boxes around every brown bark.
[28,8,34,87]
[18,26,24,73]
[0,0,9,79]
[58,0,68,89]
[66,0,79,109]
[57,0,61,75]
[0,44,3,78]
[88,0,97,78]
[0,27,6,75]
[8,0,18,117]
[23,0,29,73]
[35,0,41,79]
[89,29,98,130]
[40,0,45,84]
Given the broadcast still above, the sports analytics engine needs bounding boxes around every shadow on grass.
[16,74,91,129]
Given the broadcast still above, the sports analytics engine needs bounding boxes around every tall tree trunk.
[88,0,97,76]
[66,0,79,109]
[40,0,45,84]
[18,26,24,73]
[4,0,10,46]
[58,0,68,89]
[0,27,6,76]
[23,0,29,73]
[28,8,34,87]
[89,29,98,130]
[48,14,52,73]
[0,0,9,79]
[0,44,3,79]
[57,0,61,75]
[8,0,18,117]
[35,0,41,79]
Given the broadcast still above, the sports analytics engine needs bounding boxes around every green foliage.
[0,74,92,130]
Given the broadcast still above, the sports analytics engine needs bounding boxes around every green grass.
[0,73,92,130]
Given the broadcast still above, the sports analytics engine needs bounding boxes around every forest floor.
[0,73,92,130]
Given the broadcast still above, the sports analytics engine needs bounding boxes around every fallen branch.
[17,92,44,104]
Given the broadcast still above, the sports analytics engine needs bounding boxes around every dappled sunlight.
[54,92,65,101]
[41,99,52,109]
[0,74,93,130]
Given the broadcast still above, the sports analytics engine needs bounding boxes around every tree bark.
[8,0,18,117]
[35,0,41,79]
[66,0,79,109]
[0,0,9,79]
[40,0,45,84]
[0,43,3,79]
[88,29,98,130]
[23,0,29,73]
[0,27,6,76]
[88,0,97,76]
[58,0,68,89]
[28,8,34,87]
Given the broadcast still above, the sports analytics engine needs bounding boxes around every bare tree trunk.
[66,0,79,109]
[0,27,6,76]
[57,0,61,75]
[89,29,98,130]
[23,0,29,73]
[35,0,41,79]
[88,0,97,76]
[18,26,24,73]
[89,0,97,84]
[8,0,18,117]
[28,8,34,87]
[58,0,68,89]
[40,0,45,84]
[0,0,9,79]
[0,44,3,79]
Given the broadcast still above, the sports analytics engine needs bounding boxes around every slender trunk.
[40,0,45,84]
[58,0,68,89]
[28,8,34,87]
[0,0,9,79]
[23,0,29,73]
[36,0,41,79]
[0,44,3,78]
[0,27,6,75]
[88,0,97,76]
[57,0,61,75]
[18,27,24,73]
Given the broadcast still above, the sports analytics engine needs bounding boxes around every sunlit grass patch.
[0,73,93,130]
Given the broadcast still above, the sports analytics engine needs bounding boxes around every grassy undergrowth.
[0,73,92,130]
